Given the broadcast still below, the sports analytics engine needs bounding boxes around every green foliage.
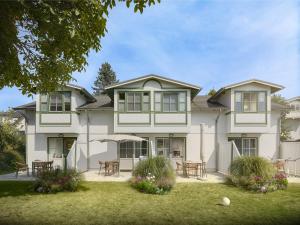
[228,156,288,192]
[131,156,175,194]
[271,94,291,141]
[0,0,160,95]
[230,156,274,180]
[207,88,217,96]
[93,62,118,95]
[0,146,25,172]
[33,169,82,193]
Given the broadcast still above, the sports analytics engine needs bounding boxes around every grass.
[0,181,300,225]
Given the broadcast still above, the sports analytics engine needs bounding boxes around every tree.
[0,0,160,95]
[207,88,217,96]
[93,62,118,95]
[272,94,291,141]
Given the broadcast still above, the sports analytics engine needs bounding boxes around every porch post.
[132,142,135,172]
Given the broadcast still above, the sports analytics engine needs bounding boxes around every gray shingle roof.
[77,94,113,110]
[13,101,36,110]
[192,96,227,111]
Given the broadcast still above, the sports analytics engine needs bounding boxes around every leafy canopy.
[93,62,118,95]
[0,0,160,95]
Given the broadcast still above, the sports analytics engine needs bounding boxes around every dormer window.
[235,92,266,113]
[155,92,186,112]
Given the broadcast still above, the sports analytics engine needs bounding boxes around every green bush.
[131,156,175,194]
[228,156,288,192]
[33,169,82,193]
[0,146,24,172]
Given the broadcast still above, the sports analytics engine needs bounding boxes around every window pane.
[170,103,177,111]
[40,94,47,103]
[235,93,242,113]
[135,93,141,103]
[155,103,161,112]
[243,93,250,101]
[57,95,63,111]
[119,92,125,100]
[179,102,186,112]
[119,102,125,112]
[143,103,149,112]
[127,103,134,111]
[163,103,169,112]
[64,103,71,111]
[179,92,186,102]
[258,92,266,112]
[250,102,257,112]
[135,103,141,111]
[243,101,250,112]
[127,93,134,103]
[41,103,47,112]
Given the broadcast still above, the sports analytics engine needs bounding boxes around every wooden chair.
[112,161,120,175]
[15,162,29,178]
[105,161,114,176]
[200,162,207,178]
[184,162,198,178]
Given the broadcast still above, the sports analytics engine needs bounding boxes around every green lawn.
[0,182,299,225]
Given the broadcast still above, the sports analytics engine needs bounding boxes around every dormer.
[105,74,201,133]
[36,84,96,133]
[209,79,284,133]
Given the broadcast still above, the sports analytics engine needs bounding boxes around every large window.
[118,92,149,112]
[119,138,149,158]
[291,103,300,111]
[40,92,71,112]
[229,137,257,156]
[156,137,185,158]
[235,92,266,113]
[155,92,186,112]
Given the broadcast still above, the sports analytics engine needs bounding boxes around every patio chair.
[176,162,183,175]
[200,162,207,178]
[184,162,198,178]
[15,162,29,178]
[105,161,114,176]
[98,161,105,175]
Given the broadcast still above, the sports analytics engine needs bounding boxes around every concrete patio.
[2,170,300,183]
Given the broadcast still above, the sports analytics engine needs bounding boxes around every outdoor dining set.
[176,161,207,178]
[98,160,120,176]
[15,160,54,178]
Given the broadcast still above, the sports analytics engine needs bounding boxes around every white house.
[286,96,300,141]
[14,75,285,173]
[0,111,25,133]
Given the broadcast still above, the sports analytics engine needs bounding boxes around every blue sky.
[0,0,299,111]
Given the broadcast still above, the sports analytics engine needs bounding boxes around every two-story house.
[286,96,300,141]
[14,75,285,172]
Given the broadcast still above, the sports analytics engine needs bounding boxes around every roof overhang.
[66,84,96,102]
[210,79,284,101]
[105,74,201,98]
[287,96,300,103]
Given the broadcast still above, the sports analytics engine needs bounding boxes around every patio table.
[32,160,53,176]
[183,161,206,178]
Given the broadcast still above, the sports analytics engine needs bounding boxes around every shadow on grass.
[0,181,90,198]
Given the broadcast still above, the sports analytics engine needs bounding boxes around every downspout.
[200,124,204,161]
[215,109,222,172]
[86,110,90,171]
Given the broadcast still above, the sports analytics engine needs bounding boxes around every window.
[127,93,142,112]
[155,92,161,112]
[235,92,266,113]
[50,93,63,111]
[40,94,48,112]
[156,138,169,156]
[118,92,125,112]
[143,93,150,112]
[229,137,257,156]
[43,92,71,112]
[63,92,71,111]
[243,92,257,112]
[119,138,148,158]
[291,103,300,111]
[155,92,187,112]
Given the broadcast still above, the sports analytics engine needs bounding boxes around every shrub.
[0,146,24,172]
[228,156,288,192]
[33,169,82,193]
[131,156,175,194]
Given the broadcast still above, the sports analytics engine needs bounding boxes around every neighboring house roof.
[210,79,284,101]
[77,94,113,110]
[192,96,227,111]
[287,96,300,103]
[0,111,23,118]
[66,83,96,102]
[105,74,201,98]
[271,101,288,111]
[13,101,36,110]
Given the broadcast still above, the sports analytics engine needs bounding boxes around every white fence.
[280,141,300,176]
[218,141,241,175]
